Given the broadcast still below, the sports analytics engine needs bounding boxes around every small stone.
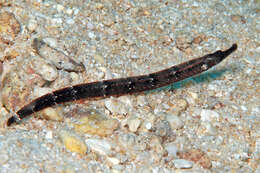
[66,18,75,25]
[118,96,133,108]
[135,151,151,164]
[154,120,174,138]
[177,149,212,169]
[33,38,84,72]
[149,136,164,153]
[95,3,104,9]
[169,99,188,114]
[176,99,188,111]
[231,15,246,24]
[85,139,111,156]
[62,167,76,173]
[73,8,79,15]
[42,107,64,122]
[137,166,153,173]
[0,61,2,74]
[94,53,105,64]
[166,114,184,130]
[143,10,151,16]
[145,122,152,130]
[105,99,129,115]
[241,105,247,111]
[254,138,260,153]
[0,107,10,128]
[111,169,121,173]
[116,133,138,150]
[107,157,120,165]
[39,63,58,81]
[165,143,178,157]
[204,122,218,135]
[103,16,114,27]
[87,22,94,30]
[192,35,204,44]
[69,72,80,83]
[59,131,87,154]
[186,94,197,105]
[188,91,198,99]
[1,67,32,112]
[88,32,96,39]
[74,113,119,137]
[0,153,9,164]
[42,37,58,48]
[45,131,53,139]
[215,3,226,12]
[207,83,218,91]
[31,57,58,82]
[123,116,141,132]
[66,8,73,15]
[27,19,38,32]
[173,159,193,169]
[56,4,65,12]
[175,36,192,51]
[33,87,52,97]
[136,95,147,106]
[0,12,21,45]
[200,109,220,122]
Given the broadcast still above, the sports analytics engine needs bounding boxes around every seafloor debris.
[32,38,84,72]
[0,12,21,53]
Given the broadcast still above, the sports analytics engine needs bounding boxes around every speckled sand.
[0,1,259,173]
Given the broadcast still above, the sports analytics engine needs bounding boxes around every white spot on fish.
[201,64,208,70]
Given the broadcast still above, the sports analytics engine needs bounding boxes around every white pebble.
[43,37,57,48]
[33,87,52,97]
[51,18,63,24]
[127,117,141,132]
[66,8,73,15]
[203,122,218,135]
[138,166,153,173]
[173,159,193,169]
[255,138,260,153]
[87,22,94,30]
[166,114,184,130]
[85,139,111,156]
[94,53,105,64]
[145,122,152,130]
[164,143,178,157]
[241,105,247,111]
[56,4,64,12]
[118,96,133,108]
[88,32,96,39]
[73,8,79,15]
[45,131,53,139]
[27,19,38,31]
[105,99,128,115]
[136,95,147,106]
[0,153,9,164]
[176,99,188,111]
[95,3,104,9]
[40,64,58,81]
[66,18,75,25]
[207,83,217,90]
[107,157,120,165]
[42,107,63,121]
[200,109,220,122]
[190,91,198,99]
[252,106,260,114]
